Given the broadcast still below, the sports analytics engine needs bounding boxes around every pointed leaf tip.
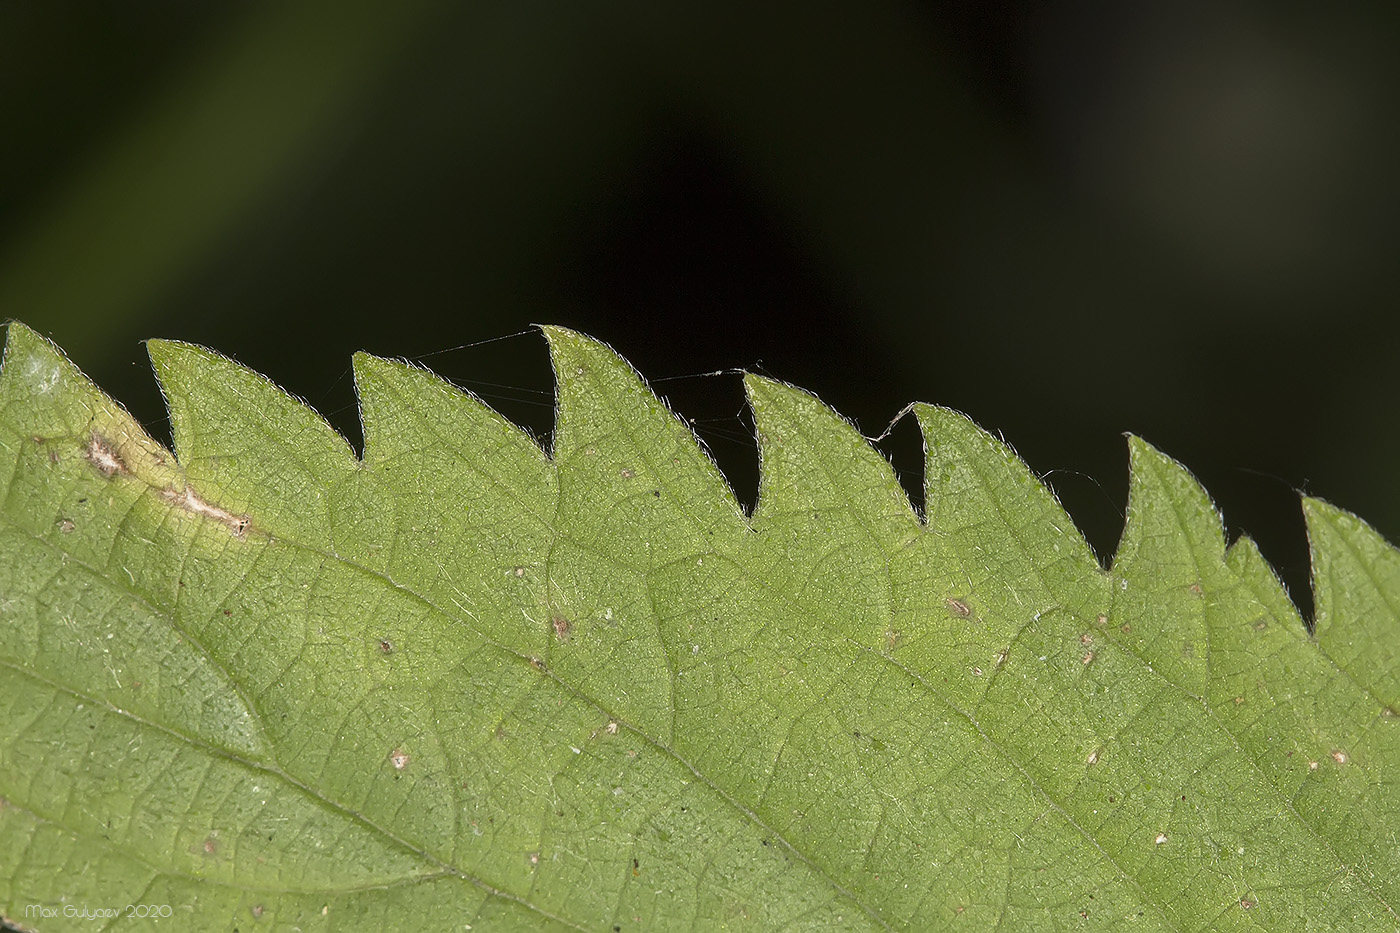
[746,372,917,531]
[1121,434,1226,560]
[1304,496,1400,681]
[915,401,1101,574]
[545,325,743,524]
[148,338,357,545]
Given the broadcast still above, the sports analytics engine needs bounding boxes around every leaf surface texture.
[1,323,1397,931]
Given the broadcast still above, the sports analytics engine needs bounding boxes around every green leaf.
[2,321,1398,931]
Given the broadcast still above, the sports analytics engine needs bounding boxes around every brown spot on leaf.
[58,519,75,533]
[378,639,394,654]
[946,598,971,618]
[389,748,410,770]
[551,613,571,641]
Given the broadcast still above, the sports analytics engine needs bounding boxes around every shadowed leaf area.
[1,322,1397,931]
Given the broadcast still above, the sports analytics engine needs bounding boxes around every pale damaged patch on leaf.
[81,426,252,537]
[85,433,128,476]
[158,485,251,537]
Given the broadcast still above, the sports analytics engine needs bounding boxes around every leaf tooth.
[1304,497,1400,711]
[353,351,550,472]
[1118,436,1226,568]
[542,325,744,539]
[349,351,556,649]
[1111,437,1230,695]
[541,326,746,741]
[1,323,175,482]
[1225,534,1306,635]
[914,402,1103,591]
[745,373,917,534]
[148,339,357,547]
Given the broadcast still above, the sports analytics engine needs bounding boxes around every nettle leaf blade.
[1,322,1398,931]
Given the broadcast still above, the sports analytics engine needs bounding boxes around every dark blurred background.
[3,0,1397,619]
